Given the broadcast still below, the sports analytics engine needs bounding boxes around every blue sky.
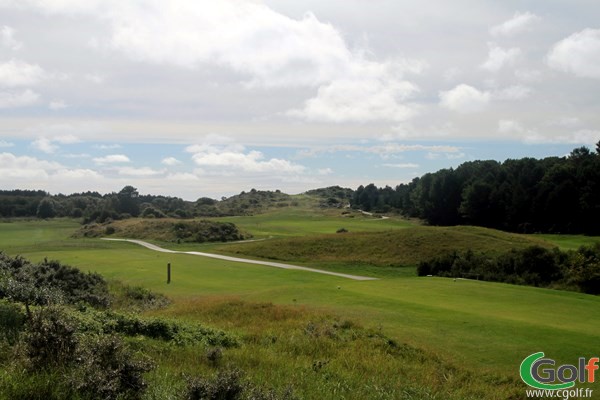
[0,1,598,200]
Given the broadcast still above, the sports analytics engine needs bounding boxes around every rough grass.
[217,225,553,270]
[144,296,526,400]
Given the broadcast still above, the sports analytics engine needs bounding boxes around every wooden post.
[167,263,171,284]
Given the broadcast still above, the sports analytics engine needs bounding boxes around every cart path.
[101,238,378,281]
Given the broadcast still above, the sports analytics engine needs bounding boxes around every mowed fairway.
[1,218,600,396]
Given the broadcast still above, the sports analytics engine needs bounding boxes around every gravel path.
[101,238,378,281]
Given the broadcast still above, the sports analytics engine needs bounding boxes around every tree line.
[352,143,600,235]
[0,186,306,223]
[417,243,600,295]
[0,186,190,222]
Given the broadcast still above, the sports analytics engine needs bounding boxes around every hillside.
[217,225,552,269]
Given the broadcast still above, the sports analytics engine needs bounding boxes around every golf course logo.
[520,352,598,390]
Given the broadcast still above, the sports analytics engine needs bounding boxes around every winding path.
[101,238,378,281]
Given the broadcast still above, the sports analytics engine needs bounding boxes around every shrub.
[185,369,244,400]
[122,285,170,310]
[0,300,25,345]
[71,334,154,400]
[24,306,78,369]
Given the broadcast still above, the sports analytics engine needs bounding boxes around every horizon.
[1,1,599,200]
[1,141,594,202]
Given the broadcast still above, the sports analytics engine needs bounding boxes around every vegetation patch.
[76,218,251,243]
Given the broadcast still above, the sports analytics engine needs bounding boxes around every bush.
[71,334,154,400]
[185,369,245,400]
[0,300,25,345]
[0,253,110,309]
[185,369,296,400]
[24,306,78,369]
[122,285,170,310]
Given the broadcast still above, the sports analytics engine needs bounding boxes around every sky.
[0,0,599,200]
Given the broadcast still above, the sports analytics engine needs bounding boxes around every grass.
[2,217,600,398]
[529,233,600,251]
[213,207,414,238]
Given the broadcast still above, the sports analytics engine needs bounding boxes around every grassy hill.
[216,225,553,274]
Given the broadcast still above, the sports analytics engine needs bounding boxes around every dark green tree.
[36,198,56,219]
[117,186,140,217]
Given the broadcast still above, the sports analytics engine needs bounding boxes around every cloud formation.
[186,136,305,174]
[1,25,22,50]
[93,154,131,164]
[481,45,521,72]
[547,29,600,79]
[490,11,540,37]
[0,59,45,87]
[2,0,423,124]
[161,157,181,166]
[439,84,490,113]
[0,89,39,108]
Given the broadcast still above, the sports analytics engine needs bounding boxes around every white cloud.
[382,163,419,169]
[497,120,599,144]
[498,119,528,134]
[0,59,45,87]
[53,134,80,144]
[0,152,105,192]
[117,166,164,176]
[287,65,419,122]
[93,154,131,164]
[192,150,304,174]
[161,157,181,166]
[0,89,40,108]
[94,144,121,150]
[1,25,22,50]
[317,168,333,175]
[55,168,102,180]
[63,153,91,159]
[31,137,58,154]
[298,143,462,159]
[523,130,600,145]
[0,151,61,178]
[0,140,14,148]
[547,29,600,79]
[186,136,305,174]
[425,151,466,160]
[31,134,81,154]
[49,100,67,110]
[481,45,521,72]
[494,85,532,100]
[439,84,490,113]
[490,11,540,37]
